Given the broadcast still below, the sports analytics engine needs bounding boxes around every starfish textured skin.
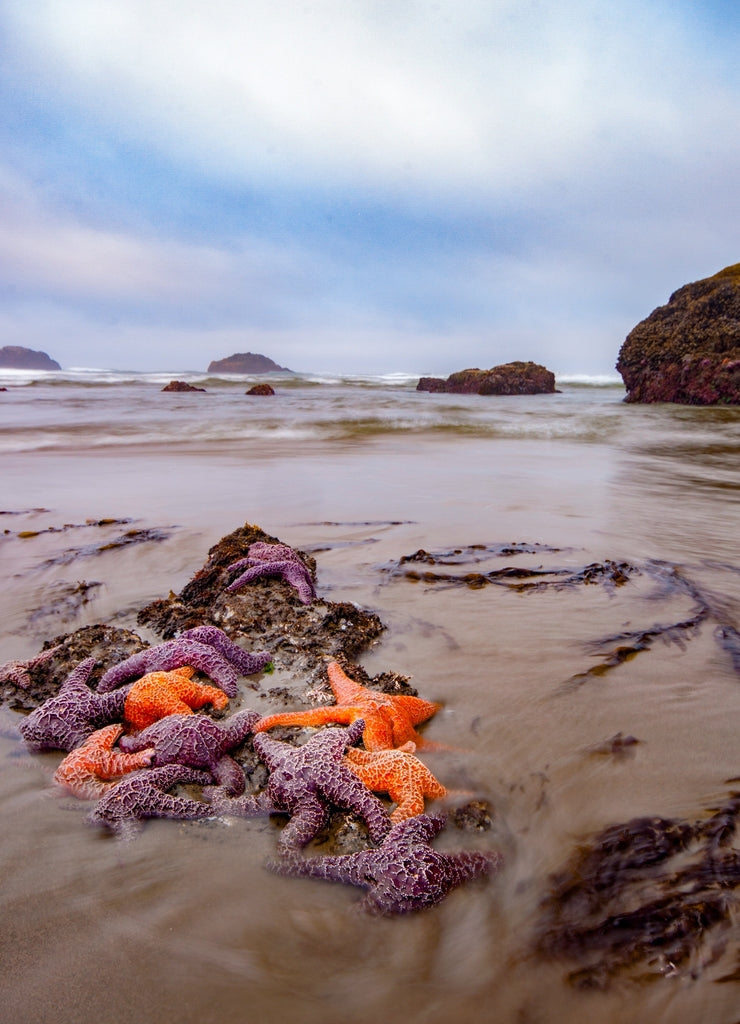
[53,724,155,800]
[88,764,215,837]
[0,644,64,690]
[119,709,260,796]
[344,744,448,823]
[211,719,391,850]
[255,661,442,750]
[268,813,500,915]
[97,628,270,695]
[225,542,316,604]
[19,658,128,752]
[123,667,229,732]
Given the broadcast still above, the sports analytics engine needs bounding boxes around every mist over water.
[1,371,739,1023]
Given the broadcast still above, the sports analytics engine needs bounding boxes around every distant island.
[0,346,61,370]
[207,352,291,374]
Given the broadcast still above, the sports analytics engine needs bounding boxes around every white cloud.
[4,0,733,194]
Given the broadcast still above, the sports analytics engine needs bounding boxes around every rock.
[161,380,206,392]
[0,345,61,370]
[616,263,740,404]
[417,361,557,395]
[208,352,291,374]
[246,383,275,396]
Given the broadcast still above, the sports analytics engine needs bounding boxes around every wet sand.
[1,424,740,1024]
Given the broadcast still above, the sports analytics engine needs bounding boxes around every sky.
[1,0,739,375]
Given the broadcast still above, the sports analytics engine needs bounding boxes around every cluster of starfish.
[15,627,499,912]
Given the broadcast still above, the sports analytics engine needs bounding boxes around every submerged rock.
[0,345,61,370]
[417,361,557,395]
[161,380,206,392]
[246,383,275,396]
[616,263,740,404]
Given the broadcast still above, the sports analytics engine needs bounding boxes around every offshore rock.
[161,380,206,392]
[616,263,740,404]
[417,361,557,395]
[0,345,61,370]
[208,352,291,374]
[246,383,275,395]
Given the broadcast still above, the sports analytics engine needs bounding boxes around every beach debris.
[119,709,261,796]
[255,660,441,751]
[267,812,501,915]
[87,764,215,838]
[211,718,391,850]
[535,791,740,986]
[53,724,154,800]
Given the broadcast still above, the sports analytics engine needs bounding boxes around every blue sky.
[1,0,739,374]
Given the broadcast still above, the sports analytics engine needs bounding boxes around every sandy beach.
[1,375,739,1023]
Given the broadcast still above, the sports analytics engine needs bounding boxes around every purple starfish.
[18,658,128,752]
[268,813,501,915]
[88,764,215,838]
[225,541,316,604]
[97,626,271,696]
[118,709,260,796]
[211,719,390,849]
[0,643,64,690]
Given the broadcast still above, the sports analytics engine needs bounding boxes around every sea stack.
[616,264,740,404]
[417,361,557,395]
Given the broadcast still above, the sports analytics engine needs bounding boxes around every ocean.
[1,367,739,1023]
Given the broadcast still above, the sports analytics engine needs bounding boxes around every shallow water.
[1,373,739,1023]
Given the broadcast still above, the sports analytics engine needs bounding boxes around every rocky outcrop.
[0,346,61,370]
[161,380,206,392]
[616,264,740,404]
[208,352,290,374]
[246,383,275,396]
[417,361,557,395]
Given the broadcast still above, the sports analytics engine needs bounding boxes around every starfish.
[210,719,390,850]
[123,667,229,732]
[268,812,501,915]
[344,744,448,823]
[53,724,155,800]
[0,643,64,690]
[255,661,442,750]
[118,709,260,796]
[225,541,316,604]
[18,658,128,752]
[88,764,215,838]
[97,626,271,695]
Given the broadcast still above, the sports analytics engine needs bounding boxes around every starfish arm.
[226,560,316,604]
[278,795,330,849]
[225,562,281,591]
[319,772,391,844]
[211,756,246,797]
[91,689,128,726]
[267,850,369,887]
[390,694,442,727]
[445,850,502,884]
[98,640,239,696]
[389,791,428,824]
[281,563,316,604]
[220,709,261,747]
[326,661,368,704]
[18,659,101,752]
[360,715,396,751]
[211,790,275,817]
[390,812,448,846]
[255,707,360,732]
[174,677,230,713]
[181,626,272,676]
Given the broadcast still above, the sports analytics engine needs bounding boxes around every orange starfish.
[344,744,448,823]
[255,661,441,750]
[123,666,229,732]
[53,724,155,800]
